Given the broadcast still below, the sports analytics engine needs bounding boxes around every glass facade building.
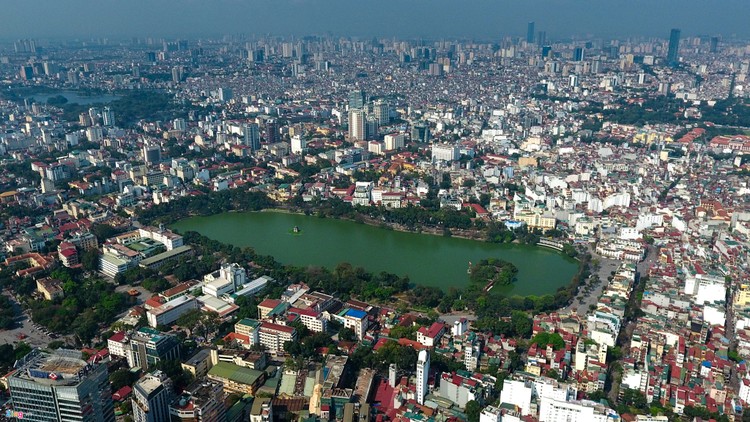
[8,349,114,422]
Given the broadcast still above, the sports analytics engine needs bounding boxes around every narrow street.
[606,244,658,402]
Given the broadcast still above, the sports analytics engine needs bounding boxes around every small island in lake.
[289,225,303,235]
[469,258,519,292]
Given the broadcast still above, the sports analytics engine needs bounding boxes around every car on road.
[16,333,26,340]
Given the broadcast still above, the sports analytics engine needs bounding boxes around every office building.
[573,47,584,62]
[542,45,552,59]
[265,119,278,144]
[527,22,535,44]
[8,349,114,422]
[432,143,460,162]
[20,65,34,80]
[349,109,365,141]
[143,144,161,166]
[384,133,405,150]
[348,90,366,109]
[710,36,720,53]
[146,295,199,328]
[373,100,389,125]
[132,370,173,422]
[218,87,233,102]
[416,349,430,405]
[128,327,180,370]
[243,123,261,151]
[411,123,430,143]
[667,28,681,67]
[365,116,379,140]
[258,322,297,352]
[537,31,546,48]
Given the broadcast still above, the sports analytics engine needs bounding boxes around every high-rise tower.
[8,349,114,422]
[667,28,681,67]
[526,22,535,44]
[132,370,173,422]
[416,349,430,406]
[348,109,365,141]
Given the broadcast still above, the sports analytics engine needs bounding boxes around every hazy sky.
[1,0,748,40]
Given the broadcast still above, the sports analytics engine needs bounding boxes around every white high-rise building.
[133,370,173,422]
[291,135,307,154]
[102,107,115,127]
[416,349,430,405]
[432,143,459,162]
[348,109,365,141]
[384,133,405,150]
[373,100,389,125]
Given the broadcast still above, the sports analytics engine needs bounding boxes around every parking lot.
[0,290,59,348]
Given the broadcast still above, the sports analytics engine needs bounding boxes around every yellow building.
[735,284,750,307]
[514,211,556,232]
[518,156,538,168]
[36,278,64,300]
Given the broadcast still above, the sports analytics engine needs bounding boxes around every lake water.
[26,91,120,105]
[172,211,578,296]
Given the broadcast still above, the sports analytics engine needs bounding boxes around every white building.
[202,263,248,297]
[229,276,271,302]
[138,226,183,251]
[348,109,365,141]
[258,322,296,352]
[539,397,617,422]
[146,295,199,328]
[384,133,405,150]
[291,135,307,154]
[432,143,459,162]
[343,309,368,340]
[133,370,173,422]
[416,349,430,406]
[108,332,130,358]
[499,379,532,416]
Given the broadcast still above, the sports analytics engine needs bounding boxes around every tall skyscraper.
[573,47,584,62]
[710,36,720,53]
[349,109,365,141]
[416,349,430,406]
[537,31,547,48]
[373,100,389,125]
[243,123,261,151]
[366,116,379,140]
[8,349,114,422]
[171,66,184,83]
[411,123,430,143]
[348,90,366,110]
[526,22,535,44]
[133,371,173,422]
[265,119,279,144]
[218,87,233,102]
[667,28,681,67]
[143,143,161,166]
[127,327,180,370]
[102,107,115,127]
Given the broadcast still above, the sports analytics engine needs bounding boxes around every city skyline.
[0,0,749,40]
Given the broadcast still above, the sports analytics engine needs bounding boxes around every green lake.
[172,211,578,295]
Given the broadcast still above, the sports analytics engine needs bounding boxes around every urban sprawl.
[0,27,748,422]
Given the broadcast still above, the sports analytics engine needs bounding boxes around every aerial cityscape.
[1,1,750,422]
